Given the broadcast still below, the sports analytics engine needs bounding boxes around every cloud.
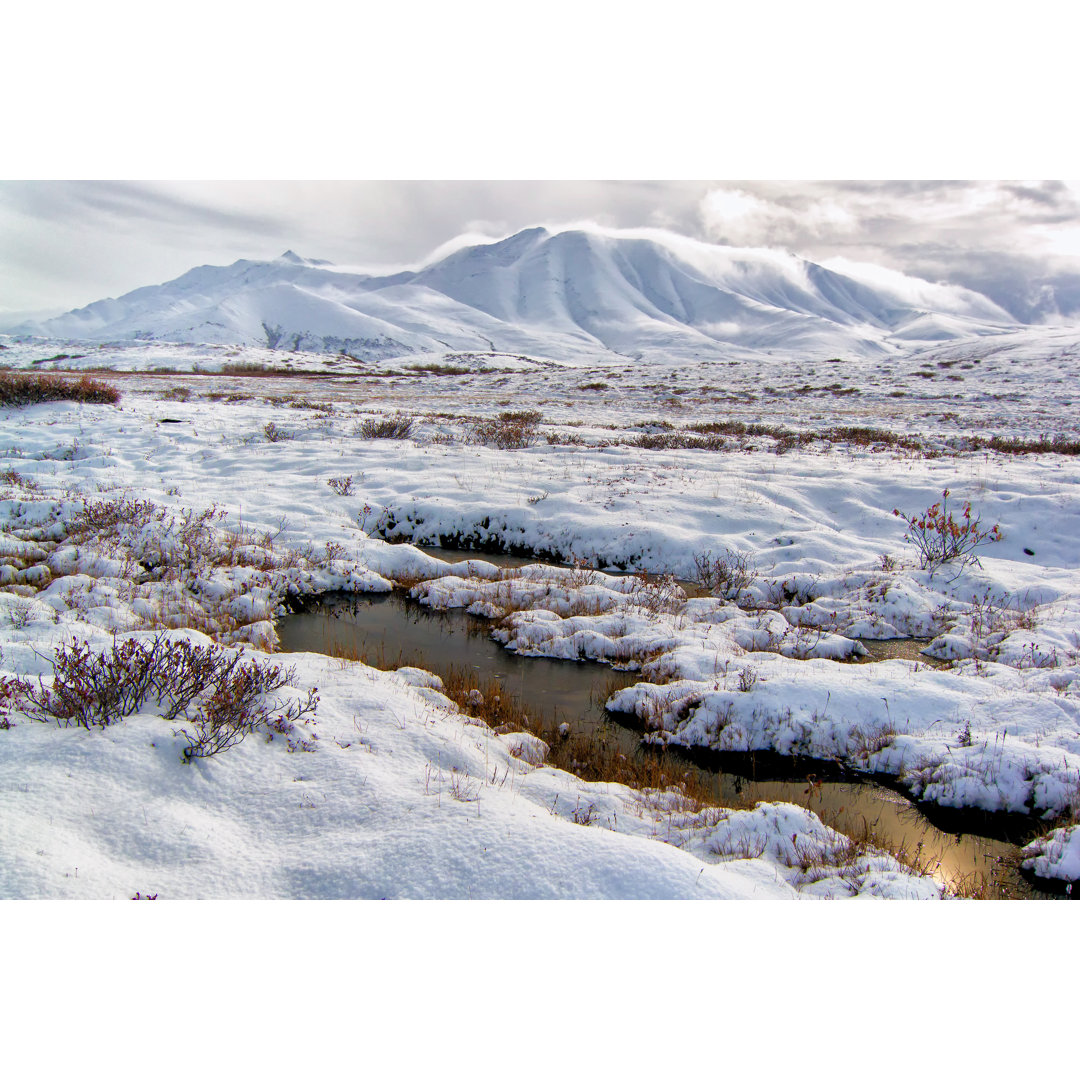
[3,179,1080,321]
[0,181,293,315]
[699,180,1080,253]
[694,181,1080,318]
[700,188,858,248]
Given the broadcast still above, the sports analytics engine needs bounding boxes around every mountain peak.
[274,250,334,268]
[481,226,550,254]
[13,226,1021,359]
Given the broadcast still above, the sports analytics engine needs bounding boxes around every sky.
[4,4,1080,326]
[4,179,1080,324]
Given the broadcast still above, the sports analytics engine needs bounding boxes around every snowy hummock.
[1022,825,1080,887]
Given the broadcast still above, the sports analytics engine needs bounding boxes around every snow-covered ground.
[2,332,1079,897]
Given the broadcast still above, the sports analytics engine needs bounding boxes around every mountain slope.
[12,227,1022,362]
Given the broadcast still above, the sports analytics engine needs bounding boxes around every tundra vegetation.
[1,334,1079,900]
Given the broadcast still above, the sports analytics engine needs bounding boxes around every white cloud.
[700,188,857,248]
[4,180,1080,322]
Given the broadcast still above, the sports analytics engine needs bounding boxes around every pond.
[277,589,1054,899]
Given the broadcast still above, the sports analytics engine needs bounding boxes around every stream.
[277,583,1060,899]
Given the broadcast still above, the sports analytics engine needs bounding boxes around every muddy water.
[417,545,546,570]
[856,637,949,669]
[278,590,1053,899]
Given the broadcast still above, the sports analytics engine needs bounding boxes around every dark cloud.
[999,180,1079,216]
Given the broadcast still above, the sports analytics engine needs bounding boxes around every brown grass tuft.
[0,371,120,407]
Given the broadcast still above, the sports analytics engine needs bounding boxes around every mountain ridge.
[8,226,1024,362]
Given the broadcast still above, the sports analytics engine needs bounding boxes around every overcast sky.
[3,179,1080,323]
[5,7,1080,325]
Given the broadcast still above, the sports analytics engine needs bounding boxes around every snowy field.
[2,331,1079,897]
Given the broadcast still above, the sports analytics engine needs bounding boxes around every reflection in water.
[277,592,1053,899]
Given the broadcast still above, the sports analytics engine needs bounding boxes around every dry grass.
[406,362,476,376]
[466,411,542,449]
[0,371,120,407]
[0,467,43,494]
[356,414,415,439]
[322,635,716,802]
[801,801,1008,898]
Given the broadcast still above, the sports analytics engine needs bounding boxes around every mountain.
[9,227,1022,362]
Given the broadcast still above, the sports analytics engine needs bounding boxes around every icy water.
[278,590,1054,899]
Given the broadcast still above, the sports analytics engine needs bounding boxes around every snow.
[2,259,1080,897]
[0,378,955,900]
[1022,824,1080,885]
[0,644,801,900]
[5,225,1026,364]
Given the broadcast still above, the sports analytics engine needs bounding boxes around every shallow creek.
[279,557,1055,898]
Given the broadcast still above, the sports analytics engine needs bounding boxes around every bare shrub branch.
[692,547,755,600]
[16,634,318,758]
[327,475,355,496]
[893,489,1002,571]
[466,411,541,449]
[356,414,414,439]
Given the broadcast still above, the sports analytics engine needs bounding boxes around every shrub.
[68,498,229,576]
[498,409,542,424]
[263,421,293,442]
[0,371,120,407]
[67,495,161,545]
[692,548,755,600]
[966,434,1080,456]
[632,431,726,451]
[17,634,318,759]
[966,587,1036,640]
[356,414,415,439]
[0,676,27,730]
[406,363,473,375]
[628,570,686,617]
[736,665,758,692]
[0,467,43,494]
[20,638,158,728]
[327,475,355,496]
[9,597,35,630]
[893,489,1002,572]
[287,398,332,414]
[466,411,541,449]
[177,660,318,761]
[223,361,279,375]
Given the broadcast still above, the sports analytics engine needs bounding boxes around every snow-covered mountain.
[9,226,1023,362]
